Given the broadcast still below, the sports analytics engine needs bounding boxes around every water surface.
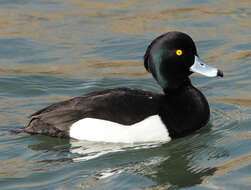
[0,0,251,189]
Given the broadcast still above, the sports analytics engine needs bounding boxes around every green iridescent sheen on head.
[152,50,168,88]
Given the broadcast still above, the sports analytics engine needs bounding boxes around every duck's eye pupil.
[176,49,182,56]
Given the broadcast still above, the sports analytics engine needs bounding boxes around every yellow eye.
[176,49,182,56]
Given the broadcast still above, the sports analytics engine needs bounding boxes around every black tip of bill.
[190,56,224,78]
[217,70,224,77]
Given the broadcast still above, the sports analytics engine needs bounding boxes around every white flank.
[69,115,171,143]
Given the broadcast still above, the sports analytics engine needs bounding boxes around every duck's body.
[25,83,209,142]
[23,31,223,143]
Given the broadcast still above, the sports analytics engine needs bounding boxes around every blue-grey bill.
[190,56,223,77]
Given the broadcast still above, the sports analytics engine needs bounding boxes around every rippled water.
[0,0,251,189]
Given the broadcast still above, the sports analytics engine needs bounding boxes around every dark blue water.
[0,0,251,189]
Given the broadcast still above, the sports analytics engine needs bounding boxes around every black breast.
[159,85,210,138]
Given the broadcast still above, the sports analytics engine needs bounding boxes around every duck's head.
[144,31,223,91]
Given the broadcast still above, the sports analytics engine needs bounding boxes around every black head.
[144,31,223,91]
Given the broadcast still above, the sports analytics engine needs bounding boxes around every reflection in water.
[25,127,219,189]
[28,135,70,152]
[49,125,219,188]
[70,125,220,189]
[142,130,218,188]
[70,140,165,161]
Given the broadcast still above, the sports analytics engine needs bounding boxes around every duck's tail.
[11,127,26,135]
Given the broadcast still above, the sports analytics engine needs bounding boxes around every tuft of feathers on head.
[144,33,168,72]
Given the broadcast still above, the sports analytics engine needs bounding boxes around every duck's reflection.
[27,123,226,189]
[145,141,217,188]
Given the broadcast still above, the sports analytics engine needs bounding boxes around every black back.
[24,88,163,137]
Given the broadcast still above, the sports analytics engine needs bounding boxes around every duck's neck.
[163,78,192,95]
[159,78,210,138]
